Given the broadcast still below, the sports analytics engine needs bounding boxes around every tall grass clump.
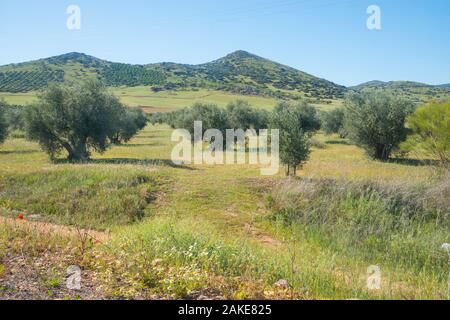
[92,218,371,299]
[0,165,163,228]
[266,173,450,272]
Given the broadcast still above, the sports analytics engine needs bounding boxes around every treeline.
[0,81,148,161]
[150,100,270,134]
[1,88,448,169]
[151,93,449,173]
[0,70,64,92]
[150,99,322,175]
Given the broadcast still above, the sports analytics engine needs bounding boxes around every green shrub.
[401,100,450,166]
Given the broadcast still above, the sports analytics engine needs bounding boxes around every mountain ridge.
[1,51,449,103]
[0,51,345,99]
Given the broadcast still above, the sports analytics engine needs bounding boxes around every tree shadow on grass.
[54,158,195,170]
[325,139,351,146]
[120,143,164,147]
[387,158,440,167]
[0,150,41,155]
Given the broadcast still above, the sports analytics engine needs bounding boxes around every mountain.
[437,83,450,88]
[146,51,345,98]
[0,51,345,99]
[351,80,450,104]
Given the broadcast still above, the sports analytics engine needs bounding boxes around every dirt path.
[0,216,109,243]
[0,217,109,300]
[150,165,282,247]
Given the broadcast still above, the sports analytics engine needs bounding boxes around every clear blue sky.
[0,0,449,86]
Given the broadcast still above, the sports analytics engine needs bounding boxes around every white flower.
[442,243,450,251]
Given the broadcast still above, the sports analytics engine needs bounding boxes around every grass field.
[1,123,448,300]
[0,87,341,112]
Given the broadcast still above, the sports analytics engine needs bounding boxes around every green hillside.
[147,50,346,99]
[0,51,345,99]
[2,52,449,103]
[0,52,166,92]
[351,80,450,104]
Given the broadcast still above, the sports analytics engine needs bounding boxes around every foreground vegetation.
[1,123,448,299]
[0,81,448,299]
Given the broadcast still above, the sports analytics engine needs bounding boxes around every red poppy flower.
[17,213,24,220]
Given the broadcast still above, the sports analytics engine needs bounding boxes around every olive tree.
[25,81,138,161]
[110,107,148,144]
[0,100,8,144]
[173,102,229,138]
[226,100,269,131]
[270,101,321,176]
[344,92,415,160]
[321,108,347,138]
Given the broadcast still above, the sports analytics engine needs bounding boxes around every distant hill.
[351,80,450,104]
[0,51,345,99]
[0,52,165,93]
[350,80,435,90]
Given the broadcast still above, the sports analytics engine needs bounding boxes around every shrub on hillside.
[344,92,415,160]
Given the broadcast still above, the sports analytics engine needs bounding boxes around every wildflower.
[17,213,24,221]
[442,243,450,253]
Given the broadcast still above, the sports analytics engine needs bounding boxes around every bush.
[401,100,450,166]
[270,101,321,176]
[344,92,415,160]
[25,81,140,161]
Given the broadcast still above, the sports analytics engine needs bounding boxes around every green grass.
[0,165,164,229]
[0,88,341,113]
[0,125,448,299]
[0,92,37,105]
